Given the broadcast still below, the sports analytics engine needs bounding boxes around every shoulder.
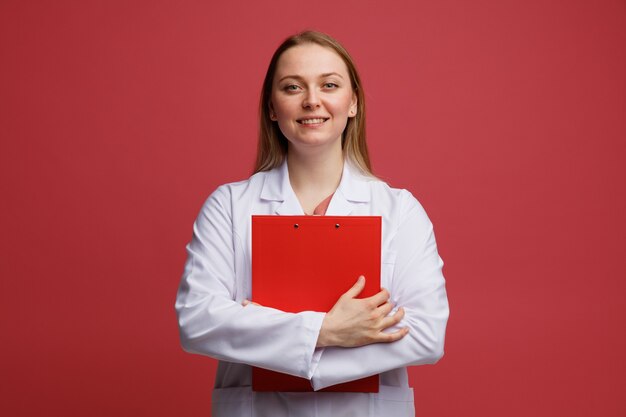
[353,174,435,250]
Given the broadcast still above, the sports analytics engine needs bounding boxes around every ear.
[269,102,277,121]
[349,93,358,117]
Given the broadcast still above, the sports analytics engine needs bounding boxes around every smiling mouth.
[297,118,329,125]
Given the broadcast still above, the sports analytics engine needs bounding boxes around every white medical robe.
[175,160,449,416]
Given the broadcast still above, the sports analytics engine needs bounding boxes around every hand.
[316,276,409,348]
[242,299,260,307]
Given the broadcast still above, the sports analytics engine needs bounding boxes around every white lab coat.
[175,160,449,417]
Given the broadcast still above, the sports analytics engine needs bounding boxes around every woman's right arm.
[175,186,325,380]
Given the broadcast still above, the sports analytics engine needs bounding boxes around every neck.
[286,143,344,203]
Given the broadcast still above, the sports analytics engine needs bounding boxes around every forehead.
[274,43,350,80]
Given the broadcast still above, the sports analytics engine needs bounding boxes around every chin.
[289,139,327,147]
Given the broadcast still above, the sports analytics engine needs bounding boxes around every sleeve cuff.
[300,311,326,380]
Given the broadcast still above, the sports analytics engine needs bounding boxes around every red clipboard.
[251,215,381,392]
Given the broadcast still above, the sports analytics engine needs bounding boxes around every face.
[269,43,357,153]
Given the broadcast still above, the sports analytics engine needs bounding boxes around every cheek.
[271,97,296,118]
[332,89,355,108]
[328,95,354,114]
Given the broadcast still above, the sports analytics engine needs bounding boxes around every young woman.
[175,31,449,417]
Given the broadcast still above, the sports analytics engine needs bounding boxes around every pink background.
[1,1,625,416]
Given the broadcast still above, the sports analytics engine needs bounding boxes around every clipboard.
[251,215,381,392]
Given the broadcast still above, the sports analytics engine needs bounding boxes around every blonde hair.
[254,30,372,175]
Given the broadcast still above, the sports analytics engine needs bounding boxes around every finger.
[377,327,409,343]
[379,307,405,329]
[366,288,390,307]
[243,299,261,307]
[343,275,366,299]
[376,301,394,317]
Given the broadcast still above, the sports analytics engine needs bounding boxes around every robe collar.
[259,159,372,215]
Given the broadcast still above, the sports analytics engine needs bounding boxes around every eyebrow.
[278,72,345,83]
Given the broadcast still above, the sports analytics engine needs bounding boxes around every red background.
[1,1,625,416]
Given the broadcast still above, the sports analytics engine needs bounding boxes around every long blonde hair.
[254,31,372,175]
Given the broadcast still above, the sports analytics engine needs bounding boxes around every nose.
[302,89,320,109]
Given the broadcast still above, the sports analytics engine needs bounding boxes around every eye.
[323,82,339,89]
[283,84,301,92]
